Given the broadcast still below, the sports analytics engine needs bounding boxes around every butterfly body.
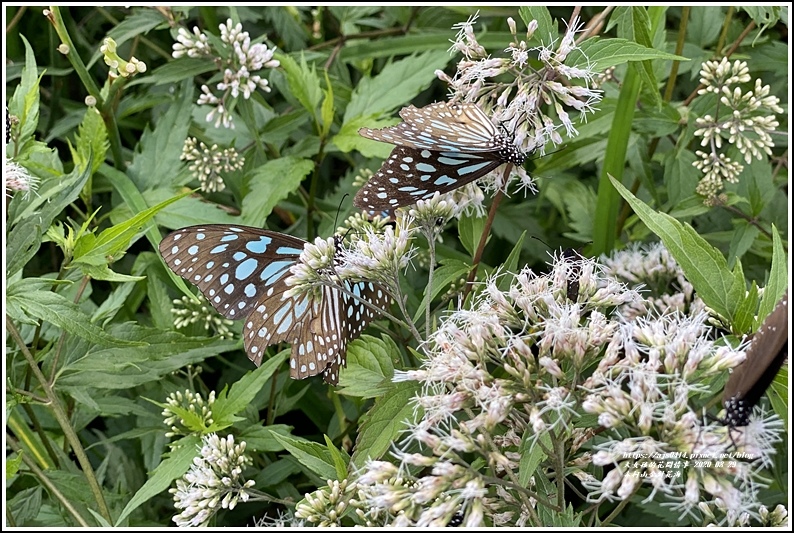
[355,102,525,210]
[159,225,389,385]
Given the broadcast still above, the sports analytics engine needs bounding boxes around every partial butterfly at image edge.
[158,224,390,385]
[721,291,788,428]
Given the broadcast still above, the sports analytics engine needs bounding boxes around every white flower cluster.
[170,433,255,527]
[437,12,603,156]
[173,18,280,129]
[4,157,39,199]
[180,136,245,193]
[171,294,235,339]
[693,58,783,203]
[161,389,217,438]
[599,241,706,319]
[342,248,783,526]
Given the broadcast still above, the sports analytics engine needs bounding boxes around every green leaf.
[497,231,527,291]
[343,51,452,121]
[126,81,193,189]
[320,70,335,138]
[7,161,91,276]
[107,9,167,45]
[73,190,190,267]
[271,433,338,480]
[592,66,641,255]
[458,212,486,257]
[238,424,293,452]
[69,106,108,175]
[609,175,744,326]
[630,7,663,109]
[337,335,399,398]
[518,6,556,43]
[351,381,421,468]
[333,114,397,157]
[732,281,758,335]
[519,429,550,487]
[79,264,146,282]
[99,164,194,299]
[58,324,238,389]
[324,435,350,480]
[8,284,145,347]
[9,35,43,145]
[338,31,514,63]
[210,350,289,428]
[145,57,217,86]
[412,259,470,323]
[726,223,759,269]
[241,156,314,227]
[278,52,323,120]
[115,435,200,525]
[136,188,241,229]
[567,37,688,74]
[6,451,24,479]
[758,226,788,325]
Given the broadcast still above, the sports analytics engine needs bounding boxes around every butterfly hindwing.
[354,145,503,210]
[321,280,392,384]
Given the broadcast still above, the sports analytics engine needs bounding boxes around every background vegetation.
[5,5,789,527]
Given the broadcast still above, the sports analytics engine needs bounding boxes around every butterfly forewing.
[354,145,503,210]
[159,224,390,385]
[359,102,503,153]
[159,225,305,320]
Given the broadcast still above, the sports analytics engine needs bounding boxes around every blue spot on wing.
[235,258,259,280]
[260,260,294,285]
[245,235,272,253]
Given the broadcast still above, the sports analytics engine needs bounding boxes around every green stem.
[6,316,112,524]
[20,402,61,467]
[662,6,689,103]
[47,7,125,169]
[48,275,90,383]
[554,430,566,510]
[425,234,437,339]
[7,435,91,527]
[462,182,507,300]
[46,7,102,99]
[715,6,734,56]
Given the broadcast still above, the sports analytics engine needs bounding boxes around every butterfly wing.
[353,145,503,210]
[159,225,306,320]
[722,291,789,426]
[160,225,327,379]
[320,280,392,385]
[359,102,504,153]
[159,225,391,385]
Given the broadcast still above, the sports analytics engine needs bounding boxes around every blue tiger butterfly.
[354,101,526,210]
[159,225,390,385]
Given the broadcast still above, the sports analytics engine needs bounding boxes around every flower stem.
[8,435,92,527]
[462,166,511,299]
[6,316,112,524]
[425,233,437,339]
